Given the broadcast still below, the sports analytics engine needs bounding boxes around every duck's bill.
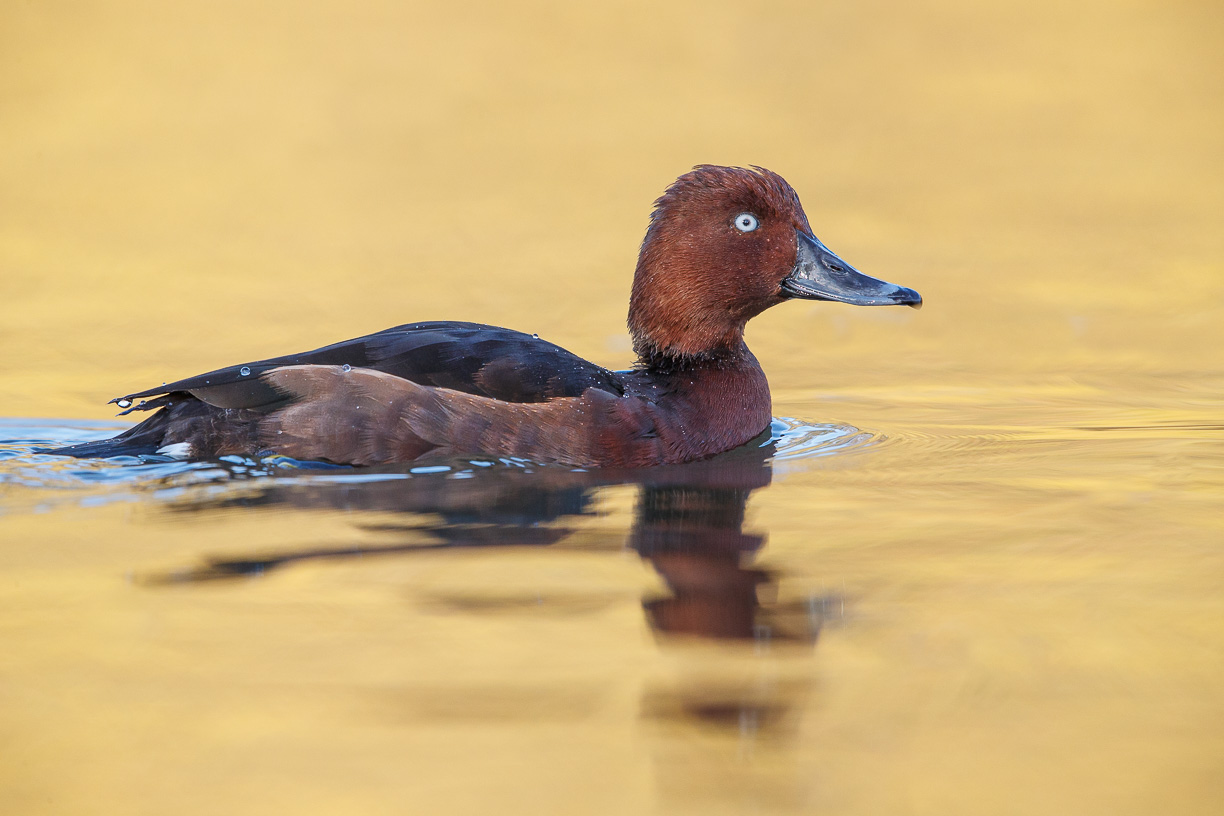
[781,231,922,308]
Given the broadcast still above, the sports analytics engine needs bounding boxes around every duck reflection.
[627,443,780,643]
[147,431,828,644]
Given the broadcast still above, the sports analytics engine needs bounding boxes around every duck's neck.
[627,269,753,362]
[634,338,750,375]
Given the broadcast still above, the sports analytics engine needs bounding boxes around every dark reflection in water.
[635,480,769,640]
[146,430,834,648]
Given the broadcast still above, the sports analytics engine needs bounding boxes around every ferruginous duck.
[48,165,921,467]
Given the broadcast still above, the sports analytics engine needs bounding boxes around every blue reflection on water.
[0,416,877,504]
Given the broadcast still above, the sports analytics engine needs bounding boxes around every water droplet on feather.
[116,399,132,409]
[239,367,251,376]
[342,364,352,372]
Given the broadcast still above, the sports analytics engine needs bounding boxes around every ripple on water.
[767,417,879,461]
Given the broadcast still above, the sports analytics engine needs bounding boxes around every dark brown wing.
[117,321,626,411]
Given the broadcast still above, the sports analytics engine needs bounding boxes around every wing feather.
[116,321,625,411]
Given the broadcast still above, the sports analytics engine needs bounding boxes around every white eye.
[733,212,759,233]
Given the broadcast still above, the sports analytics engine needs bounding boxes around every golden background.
[1,1,1221,814]
[4,0,1219,417]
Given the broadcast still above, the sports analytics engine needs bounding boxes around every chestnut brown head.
[628,165,920,363]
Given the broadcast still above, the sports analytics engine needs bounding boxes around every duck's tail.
[37,396,182,458]
[38,395,259,459]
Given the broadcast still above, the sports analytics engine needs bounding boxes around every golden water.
[2,1,1222,813]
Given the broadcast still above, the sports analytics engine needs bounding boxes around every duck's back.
[49,322,631,461]
[118,321,625,411]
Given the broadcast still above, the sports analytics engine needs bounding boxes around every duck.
[48,165,921,468]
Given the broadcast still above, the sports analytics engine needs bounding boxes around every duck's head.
[628,165,921,363]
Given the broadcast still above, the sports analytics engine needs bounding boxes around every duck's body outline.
[49,165,920,467]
